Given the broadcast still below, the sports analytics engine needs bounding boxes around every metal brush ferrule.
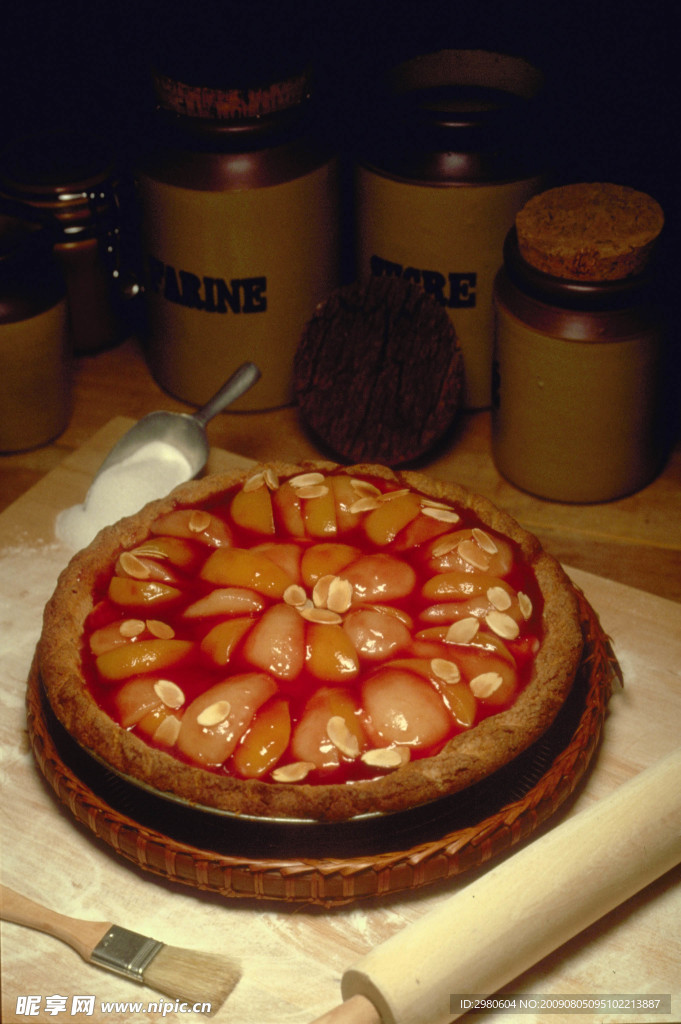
[91,926,163,981]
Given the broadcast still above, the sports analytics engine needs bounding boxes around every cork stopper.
[515,183,664,281]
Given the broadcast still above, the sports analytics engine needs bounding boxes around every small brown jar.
[0,131,130,355]
[492,227,667,502]
[0,211,71,452]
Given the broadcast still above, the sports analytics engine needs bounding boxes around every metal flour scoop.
[92,361,261,483]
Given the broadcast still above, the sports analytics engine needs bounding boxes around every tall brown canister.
[355,49,545,409]
[137,66,340,411]
[492,184,667,502]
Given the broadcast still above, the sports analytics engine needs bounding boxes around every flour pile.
[56,441,193,550]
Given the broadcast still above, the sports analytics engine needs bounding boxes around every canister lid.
[0,131,117,237]
[502,227,656,313]
[151,69,311,122]
[148,0,313,121]
[359,49,545,183]
[0,130,114,195]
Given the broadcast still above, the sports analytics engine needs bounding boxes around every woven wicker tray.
[26,589,616,907]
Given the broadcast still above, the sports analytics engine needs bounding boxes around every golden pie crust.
[38,462,583,822]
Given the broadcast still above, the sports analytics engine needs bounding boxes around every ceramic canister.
[0,132,130,356]
[355,49,545,409]
[492,229,667,503]
[137,70,340,411]
[0,211,71,452]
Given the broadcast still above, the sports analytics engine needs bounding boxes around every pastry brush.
[1,885,240,1015]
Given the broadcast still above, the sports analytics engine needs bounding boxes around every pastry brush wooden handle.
[1,885,112,962]
[311,747,681,1024]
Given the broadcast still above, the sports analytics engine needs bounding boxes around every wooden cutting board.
[1,419,679,1024]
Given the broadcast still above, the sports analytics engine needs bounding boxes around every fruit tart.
[38,462,584,822]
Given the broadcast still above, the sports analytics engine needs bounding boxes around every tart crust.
[38,462,583,822]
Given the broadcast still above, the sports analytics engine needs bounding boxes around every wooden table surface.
[2,335,680,604]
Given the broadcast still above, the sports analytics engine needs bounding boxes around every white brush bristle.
[143,945,241,1015]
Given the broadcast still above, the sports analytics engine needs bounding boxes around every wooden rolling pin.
[311,747,681,1024]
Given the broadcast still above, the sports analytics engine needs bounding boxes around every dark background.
[1,0,676,254]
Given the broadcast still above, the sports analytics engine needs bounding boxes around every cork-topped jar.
[492,183,667,503]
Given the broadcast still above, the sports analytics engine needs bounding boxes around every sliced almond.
[263,467,279,490]
[422,507,461,523]
[119,618,145,638]
[349,478,382,497]
[382,488,411,501]
[243,469,279,492]
[446,617,480,644]
[284,584,308,608]
[289,471,326,488]
[472,528,498,554]
[154,715,182,745]
[430,658,461,684]
[349,496,382,514]
[487,586,512,612]
[189,509,212,532]
[458,539,491,571]
[326,576,353,614]
[486,610,520,640]
[297,483,330,499]
[326,716,360,758]
[196,700,231,727]
[518,592,533,620]
[361,747,409,769]
[312,574,334,607]
[153,679,185,709]
[470,671,504,698]
[242,472,266,492]
[300,606,342,625]
[118,552,152,579]
[271,760,315,783]
[420,498,453,510]
[131,541,169,559]
[146,619,175,639]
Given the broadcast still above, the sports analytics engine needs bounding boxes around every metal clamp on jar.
[0,131,133,356]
